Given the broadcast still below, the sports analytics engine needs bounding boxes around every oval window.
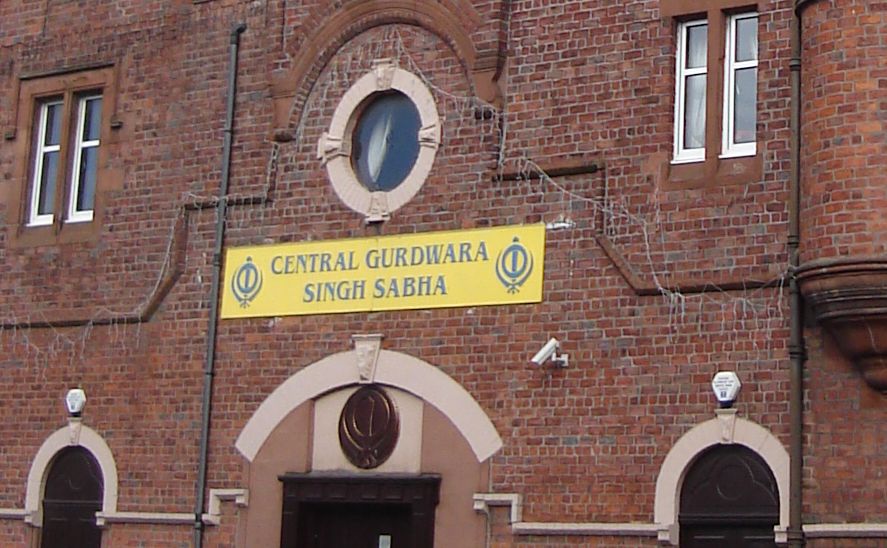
[318,61,441,222]
[351,92,421,192]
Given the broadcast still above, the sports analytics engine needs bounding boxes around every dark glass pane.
[351,92,421,192]
[684,74,706,149]
[735,17,758,62]
[77,147,98,211]
[38,151,59,215]
[44,102,62,146]
[686,24,707,69]
[734,68,757,143]
[82,97,102,141]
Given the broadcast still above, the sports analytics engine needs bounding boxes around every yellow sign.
[221,224,545,319]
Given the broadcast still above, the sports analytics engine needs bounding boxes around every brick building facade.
[1,0,886,546]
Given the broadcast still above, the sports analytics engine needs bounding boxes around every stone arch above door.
[653,412,789,545]
[235,347,503,463]
[25,424,118,527]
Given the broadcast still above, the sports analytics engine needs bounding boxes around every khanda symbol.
[232,256,263,307]
[496,237,534,294]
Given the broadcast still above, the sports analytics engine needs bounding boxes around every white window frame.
[67,94,102,223]
[673,19,708,164]
[28,100,63,226]
[721,12,758,158]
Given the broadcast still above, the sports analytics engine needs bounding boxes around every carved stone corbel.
[715,408,738,443]
[365,193,390,224]
[797,257,887,392]
[316,132,348,165]
[353,334,384,383]
[372,58,396,90]
[68,416,83,446]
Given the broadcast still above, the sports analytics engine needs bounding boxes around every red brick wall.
[803,326,887,523]
[0,522,28,547]
[800,0,887,262]
[807,541,887,548]
[797,0,887,527]
[0,0,884,546]
[103,523,191,547]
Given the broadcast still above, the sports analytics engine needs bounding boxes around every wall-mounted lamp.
[711,371,741,408]
[530,338,569,368]
[65,388,87,417]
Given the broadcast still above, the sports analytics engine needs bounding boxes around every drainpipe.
[787,5,805,547]
[194,22,247,548]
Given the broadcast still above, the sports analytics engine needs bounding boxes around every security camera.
[530,338,568,367]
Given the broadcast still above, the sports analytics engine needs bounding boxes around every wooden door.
[679,444,779,548]
[297,502,412,548]
[40,447,103,548]
[280,474,440,548]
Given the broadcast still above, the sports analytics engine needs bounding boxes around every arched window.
[39,446,103,548]
[679,444,779,547]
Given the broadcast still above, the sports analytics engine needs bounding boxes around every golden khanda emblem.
[338,385,400,469]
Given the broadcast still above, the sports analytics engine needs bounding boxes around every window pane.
[352,92,421,192]
[686,24,708,69]
[38,151,59,215]
[82,98,102,141]
[735,17,758,62]
[44,103,62,146]
[734,67,757,143]
[77,147,98,211]
[684,74,706,149]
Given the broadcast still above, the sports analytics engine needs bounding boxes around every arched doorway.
[39,446,104,548]
[236,346,500,548]
[679,444,779,547]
